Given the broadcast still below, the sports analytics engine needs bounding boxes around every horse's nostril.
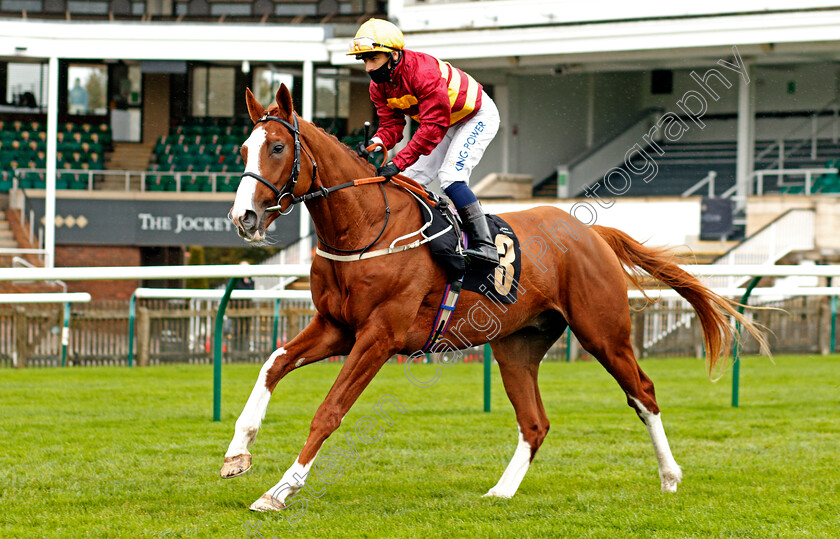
[241,210,258,230]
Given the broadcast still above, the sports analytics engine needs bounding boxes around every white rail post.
[45,56,60,268]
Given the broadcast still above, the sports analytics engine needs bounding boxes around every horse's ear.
[275,84,295,118]
[245,88,265,124]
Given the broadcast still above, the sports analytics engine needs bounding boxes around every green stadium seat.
[0,171,13,192]
[70,175,88,190]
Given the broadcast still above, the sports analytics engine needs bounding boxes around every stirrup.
[463,246,499,268]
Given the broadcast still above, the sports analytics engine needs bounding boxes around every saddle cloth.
[421,198,522,304]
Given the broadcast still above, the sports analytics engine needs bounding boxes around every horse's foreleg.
[221,313,352,478]
[249,326,401,511]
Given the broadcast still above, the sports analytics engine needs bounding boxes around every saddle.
[411,192,521,352]
[419,195,521,301]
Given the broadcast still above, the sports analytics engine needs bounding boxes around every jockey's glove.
[377,161,401,179]
[355,136,384,159]
[354,141,370,158]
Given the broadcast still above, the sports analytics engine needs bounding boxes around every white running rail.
[643,208,816,351]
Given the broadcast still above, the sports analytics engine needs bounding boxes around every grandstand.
[1,1,840,289]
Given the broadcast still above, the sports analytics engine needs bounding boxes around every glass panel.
[131,2,145,15]
[254,68,294,109]
[127,65,142,105]
[315,69,350,119]
[273,3,317,16]
[191,66,208,117]
[207,67,235,117]
[67,0,108,14]
[2,0,42,11]
[6,62,47,109]
[210,3,251,16]
[68,64,108,115]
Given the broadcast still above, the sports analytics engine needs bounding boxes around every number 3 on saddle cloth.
[419,198,522,352]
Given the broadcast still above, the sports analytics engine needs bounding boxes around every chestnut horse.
[223,85,767,511]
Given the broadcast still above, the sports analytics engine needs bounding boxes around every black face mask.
[368,61,392,84]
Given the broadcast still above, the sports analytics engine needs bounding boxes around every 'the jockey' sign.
[27,194,301,247]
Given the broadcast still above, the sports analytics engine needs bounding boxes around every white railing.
[751,167,839,196]
[0,264,311,282]
[642,209,816,349]
[253,233,317,291]
[0,292,91,304]
[755,98,840,168]
[681,170,718,198]
[709,209,816,287]
[12,167,241,193]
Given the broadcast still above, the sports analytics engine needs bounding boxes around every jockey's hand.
[354,141,370,158]
[377,161,400,179]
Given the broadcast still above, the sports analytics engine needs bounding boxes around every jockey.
[348,18,500,268]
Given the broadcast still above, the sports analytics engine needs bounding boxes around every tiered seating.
[148,118,251,192]
[553,139,840,198]
[0,120,111,192]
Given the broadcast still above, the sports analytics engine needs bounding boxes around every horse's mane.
[263,105,376,174]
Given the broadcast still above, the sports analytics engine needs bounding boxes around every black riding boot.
[458,201,500,268]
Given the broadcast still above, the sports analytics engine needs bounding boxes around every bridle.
[239,112,392,255]
[239,113,317,216]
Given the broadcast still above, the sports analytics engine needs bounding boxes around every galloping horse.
[224,85,767,511]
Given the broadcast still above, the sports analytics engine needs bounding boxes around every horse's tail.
[592,225,770,377]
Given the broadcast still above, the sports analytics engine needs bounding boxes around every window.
[191,66,235,117]
[1,0,42,11]
[6,62,48,110]
[254,68,295,109]
[67,64,108,115]
[210,3,251,16]
[274,3,317,16]
[67,0,108,14]
[315,68,349,118]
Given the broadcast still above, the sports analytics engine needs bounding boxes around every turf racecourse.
[1,356,838,538]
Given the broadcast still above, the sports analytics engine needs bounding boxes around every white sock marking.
[256,450,320,510]
[630,396,682,492]
[484,426,532,498]
[225,347,285,458]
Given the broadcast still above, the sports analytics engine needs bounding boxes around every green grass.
[1,355,839,538]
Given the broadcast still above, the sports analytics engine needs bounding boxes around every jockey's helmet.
[347,18,405,57]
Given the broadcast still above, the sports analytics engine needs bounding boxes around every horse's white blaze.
[252,450,319,511]
[630,396,682,492]
[231,126,267,226]
[225,347,285,458]
[483,425,532,499]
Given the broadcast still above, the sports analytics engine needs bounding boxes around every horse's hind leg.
[484,322,562,498]
[569,301,682,492]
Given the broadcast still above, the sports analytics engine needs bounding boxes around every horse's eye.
[272,144,284,154]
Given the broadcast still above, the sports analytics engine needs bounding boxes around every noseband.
[240,113,317,215]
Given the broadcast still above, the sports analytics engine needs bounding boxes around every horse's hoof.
[250,494,285,512]
[660,468,682,492]
[221,454,252,478]
[482,488,513,499]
